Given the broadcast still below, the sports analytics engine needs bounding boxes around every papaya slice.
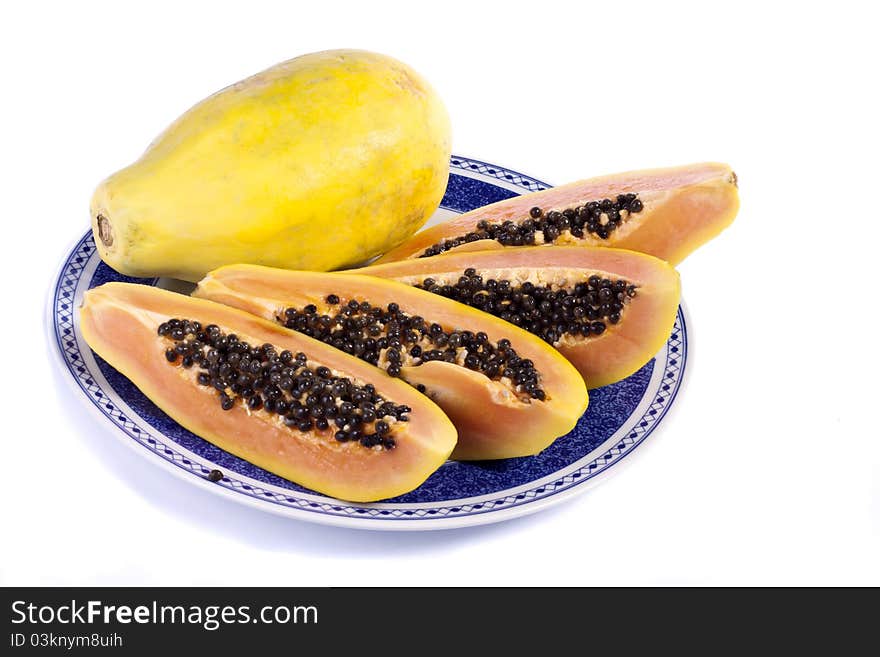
[375,162,738,266]
[194,266,588,460]
[357,247,681,389]
[79,282,457,502]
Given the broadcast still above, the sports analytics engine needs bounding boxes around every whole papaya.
[90,50,452,282]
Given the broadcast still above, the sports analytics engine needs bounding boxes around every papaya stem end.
[97,214,114,247]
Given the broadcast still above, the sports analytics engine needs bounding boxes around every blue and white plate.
[49,155,689,530]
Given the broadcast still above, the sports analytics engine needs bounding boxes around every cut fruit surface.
[375,162,738,266]
[357,246,681,389]
[80,283,456,501]
[195,266,588,460]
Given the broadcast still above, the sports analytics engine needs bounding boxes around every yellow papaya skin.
[375,162,738,266]
[194,265,589,461]
[80,283,457,502]
[357,247,682,389]
[91,50,452,282]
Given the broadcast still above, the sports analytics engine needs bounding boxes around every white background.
[1,1,877,586]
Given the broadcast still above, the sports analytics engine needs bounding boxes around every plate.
[49,155,689,530]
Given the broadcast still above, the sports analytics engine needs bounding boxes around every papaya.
[79,283,457,502]
[90,50,451,282]
[375,162,738,266]
[357,246,680,388]
[194,265,588,460]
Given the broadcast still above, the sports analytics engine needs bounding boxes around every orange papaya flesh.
[375,162,738,266]
[194,265,588,460]
[79,282,456,502]
[357,246,681,389]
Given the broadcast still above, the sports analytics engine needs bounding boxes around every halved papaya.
[194,265,588,460]
[357,247,680,389]
[375,162,738,266]
[79,282,457,501]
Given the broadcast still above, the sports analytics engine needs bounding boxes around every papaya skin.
[90,50,452,282]
[79,283,457,502]
[194,265,588,460]
[375,162,738,266]
[358,247,681,389]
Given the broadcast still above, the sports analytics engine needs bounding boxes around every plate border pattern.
[448,155,551,193]
[50,156,687,527]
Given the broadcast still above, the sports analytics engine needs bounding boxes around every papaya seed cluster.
[415,270,638,345]
[278,297,546,401]
[419,194,644,257]
[159,319,406,449]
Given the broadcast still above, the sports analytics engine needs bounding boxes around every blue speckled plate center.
[50,155,688,529]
